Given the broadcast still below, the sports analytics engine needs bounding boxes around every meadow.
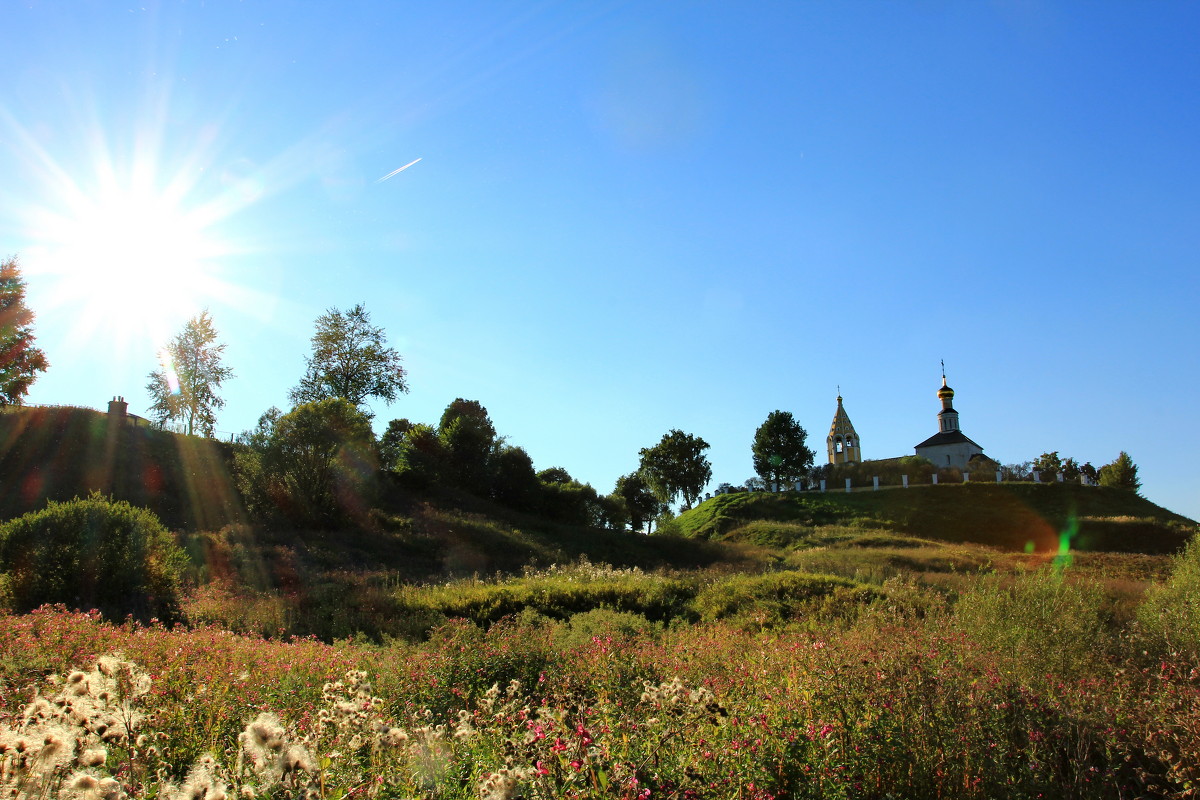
[3,538,1200,799]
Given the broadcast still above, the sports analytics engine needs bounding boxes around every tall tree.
[290,304,408,413]
[638,429,712,511]
[1099,451,1141,493]
[146,310,233,436]
[751,410,815,491]
[0,257,49,406]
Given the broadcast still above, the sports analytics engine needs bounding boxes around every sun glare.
[30,167,236,349]
[1,99,274,358]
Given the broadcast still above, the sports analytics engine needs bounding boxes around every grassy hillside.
[672,483,1196,554]
[0,406,244,531]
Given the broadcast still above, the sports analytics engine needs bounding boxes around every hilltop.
[672,483,1195,554]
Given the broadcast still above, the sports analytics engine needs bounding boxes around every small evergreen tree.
[1098,451,1141,493]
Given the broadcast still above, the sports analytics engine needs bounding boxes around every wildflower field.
[4,540,1200,800]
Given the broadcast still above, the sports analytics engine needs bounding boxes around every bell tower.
[827,391,861,464]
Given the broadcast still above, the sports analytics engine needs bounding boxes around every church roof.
[828,396,858,438]
[914,430,983,450]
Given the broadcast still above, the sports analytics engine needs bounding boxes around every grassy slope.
[672,483,1197,554]
[0,406,245,531]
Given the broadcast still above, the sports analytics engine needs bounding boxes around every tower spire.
[827,392,861,464]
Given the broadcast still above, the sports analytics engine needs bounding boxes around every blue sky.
[2,1,1197,520]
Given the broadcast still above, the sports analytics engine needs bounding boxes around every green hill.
[673,483,1196,554]
[0,406,245,531]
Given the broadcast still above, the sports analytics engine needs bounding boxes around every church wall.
[915,441,984,470]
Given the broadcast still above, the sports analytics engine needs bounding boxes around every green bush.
[1138,534,1200,662]
[0,493,186,621]
[691,570,868,626]
[953,570,1112,683]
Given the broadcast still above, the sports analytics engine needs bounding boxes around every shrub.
[690,570,869,627]
[0,493,186,621]
[1138,533,1200,662]
[953,569,1112,684]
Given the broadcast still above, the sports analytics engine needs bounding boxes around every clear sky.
[2,1,1197,521]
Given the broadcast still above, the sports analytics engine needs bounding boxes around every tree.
[537,466,574,485]
[438,398,500,491]
[0,256,49,406]
[1032,451,1064,478]
[615,472,663,533]
[379,418,414,471]
[1062,457,1081,482]
[259,398,378,525]
[290,304,408,413]
[491,445,541,511]
[1099,451,1141,493]
[751,410,815,491]
[391,423,447,488]
[237,406,282,450]
[146,310,233,436]
[638,429,712,511]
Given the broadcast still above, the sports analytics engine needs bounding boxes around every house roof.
[914,430,983,450]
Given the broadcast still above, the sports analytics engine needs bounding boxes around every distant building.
[913,373,986,469]
[827,394,861,464]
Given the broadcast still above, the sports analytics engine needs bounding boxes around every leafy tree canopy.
[537,467,574,485]
[1032,451,1064,477]
[260,398,378,526]
[0,256,48,406]
[438,398,499,490]
[290,304,408,414]
[751,410,815,490]
[146,310,233,436]
[638,429,712,512]
[615,472,663,533]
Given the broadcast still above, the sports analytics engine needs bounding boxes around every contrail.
[376,158,422,183]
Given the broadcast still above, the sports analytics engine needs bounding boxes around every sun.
[1,96,275,360]
[26,161,240,350]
